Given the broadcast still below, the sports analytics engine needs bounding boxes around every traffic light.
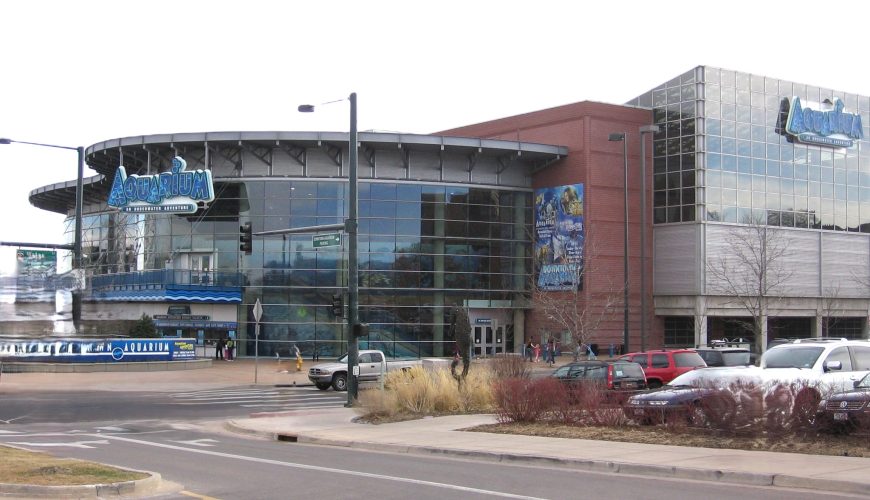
[239,222,253,255]
[352,323,369,337]
[331,294,343,317]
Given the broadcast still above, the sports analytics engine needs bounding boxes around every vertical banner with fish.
[534,184,584,291]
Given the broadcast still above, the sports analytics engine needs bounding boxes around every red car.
[618,349,706,388]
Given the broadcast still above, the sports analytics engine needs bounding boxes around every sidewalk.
[4,358,870,495]
[228,408,870,496]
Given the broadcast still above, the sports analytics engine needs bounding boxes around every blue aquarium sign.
[786,97,864,148]
[107,156,214,213]
[0,338,197,363]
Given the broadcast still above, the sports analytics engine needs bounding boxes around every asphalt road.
[1,420,857,500]
[0,388,861,499]
[0,386,347,424]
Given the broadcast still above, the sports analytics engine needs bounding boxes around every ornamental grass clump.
[359,364,495,419]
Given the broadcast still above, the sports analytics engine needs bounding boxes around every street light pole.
[608,132,629,354]
[0,138,84,331]
[346,92,360,406]
[638,125,659,352]
[298,93,359,406]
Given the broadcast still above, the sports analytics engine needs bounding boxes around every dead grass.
[358,365,493,419]
[0,445,147,486]
[467,422,870,458]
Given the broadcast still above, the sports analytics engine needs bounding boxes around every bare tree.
[820,283,843,337]
[531,241,623,356]
[706,215,793,354]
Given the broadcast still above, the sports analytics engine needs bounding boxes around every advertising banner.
[15,249,56,302]
[0,338,198,362]
[534,184,584,291]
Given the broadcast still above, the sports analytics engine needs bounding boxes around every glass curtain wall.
[239,180,532,359]
[66,179,532,357]
[632,66,870,230]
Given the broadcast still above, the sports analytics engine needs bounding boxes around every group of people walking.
[525,337,559,366]
[214,338,236,361]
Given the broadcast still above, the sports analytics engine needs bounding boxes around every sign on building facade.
[534,184,584,291]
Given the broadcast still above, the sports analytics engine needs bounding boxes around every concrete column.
[695,314,708,347]
[813,313,823,338]
[694,296,708,347]
[513,308,525,354]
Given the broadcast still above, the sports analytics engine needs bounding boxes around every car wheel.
[647,380,662,389]
[332,373,348,392]
[315,382,331,391]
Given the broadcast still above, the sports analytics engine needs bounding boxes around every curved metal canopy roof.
[31,131,568,215]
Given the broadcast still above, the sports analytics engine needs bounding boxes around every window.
[823,347,852,372]
[851,346,870,371]
[664,317,694,346]
[631,354,648,368]
[652,354,669,368]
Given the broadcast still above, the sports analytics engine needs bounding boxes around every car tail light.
[607,365,614,389]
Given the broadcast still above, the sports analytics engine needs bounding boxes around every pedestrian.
[547,337,556,366]
[533,341,541,363]
[587,343,596,360]
[226,338,235,361]
[215,338,225,360]
[525,340,534,362]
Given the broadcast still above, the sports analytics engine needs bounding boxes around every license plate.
[833,412,849,421]
[633,409,645,416]
[622,382,636,389]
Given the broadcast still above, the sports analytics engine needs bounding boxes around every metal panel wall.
[822,232,870,298]
[776,230,819,297]
[653,224,698,294]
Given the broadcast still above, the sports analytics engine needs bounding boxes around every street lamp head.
[0,138,12,145]
[297,104,315,113]
[639,125,660,134]
[608,132,626,142]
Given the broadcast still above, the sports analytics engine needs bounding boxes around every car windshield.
[337,354,348,363]
[763,347,824,368]
[612,363,644,378]
[674,352,706,367]
[720,351,751,366]
[856,373,870,389]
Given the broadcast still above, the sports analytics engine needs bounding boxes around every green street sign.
[313,232,342,248]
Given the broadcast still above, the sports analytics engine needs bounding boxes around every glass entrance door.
[473,321,504,357]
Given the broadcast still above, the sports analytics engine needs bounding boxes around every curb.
[254,432,867,496]
[0,471,162,498]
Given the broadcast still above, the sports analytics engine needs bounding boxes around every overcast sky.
[2,0,869,274]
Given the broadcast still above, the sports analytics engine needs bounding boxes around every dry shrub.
[455,365,494,412]
[492,377,560,423]
[359,365,495,418]
[386,366,438,413]
[591,407,629,427]
[488,354,531,380]
[357,386,398,419]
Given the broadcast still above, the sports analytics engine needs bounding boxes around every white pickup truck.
[307,350,421,391]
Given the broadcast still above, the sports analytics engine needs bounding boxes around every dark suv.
[695,347,753,367]
[551,360,647,392]
[618,350,706,388]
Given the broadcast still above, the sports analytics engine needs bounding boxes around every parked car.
[816,372,870,434]
[551,360,647,396]
[618,349,706,388]
[704,339,870,423]
[695,347,753,367]
[624,366,762,425]
[307,350,421,391]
